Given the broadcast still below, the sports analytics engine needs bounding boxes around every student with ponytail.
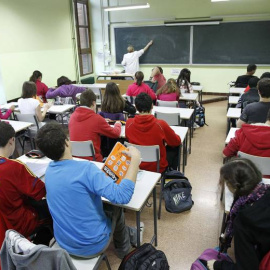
[126,71,156,101]
[29,70,49,103]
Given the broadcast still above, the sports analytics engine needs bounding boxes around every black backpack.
[118,243,169,270]
[162,170,194,213]
[195,106,207,127]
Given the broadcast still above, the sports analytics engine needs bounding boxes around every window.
[74,0,93,75]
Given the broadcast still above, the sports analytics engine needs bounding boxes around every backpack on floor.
[118,243,169,270]
[191,247,233,270]
[195,106,207,127]
[162,170,194,213]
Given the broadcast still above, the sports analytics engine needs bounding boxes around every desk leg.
[136,212,141,247]
[153,187,158,246]
[226,117,231,135]
[189,120,192,154]
[178,144,182,172]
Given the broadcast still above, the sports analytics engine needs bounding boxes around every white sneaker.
[193,123,200,128]
[140,222,145,244]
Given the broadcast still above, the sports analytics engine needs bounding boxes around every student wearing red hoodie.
[126,92,181,173]
[69,89,121,161]
[224,109,270,173]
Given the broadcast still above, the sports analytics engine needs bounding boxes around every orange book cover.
[102,142,131,184]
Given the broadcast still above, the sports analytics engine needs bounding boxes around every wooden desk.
[229,87,245,95]
[226,108,241,134]
[2,120,32,133]
[96,79,133,95]
[97,73,134,80]
[17,156,161,247]
[225,128,240,144]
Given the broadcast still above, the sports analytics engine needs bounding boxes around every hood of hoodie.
[132,114,156,132]
[242,124,270,150]
[72,107,95,122]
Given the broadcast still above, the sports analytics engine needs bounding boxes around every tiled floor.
[102,100,229,270]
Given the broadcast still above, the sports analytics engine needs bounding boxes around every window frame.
[73,0,93,76]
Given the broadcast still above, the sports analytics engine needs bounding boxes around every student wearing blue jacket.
[36,123,141,259]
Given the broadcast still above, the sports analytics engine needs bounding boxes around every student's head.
[101,82,125,113]
[57,76,72,87]
[157,66,163,74]
[247,64,257,75]
[0,122,16,156]
[177,68,191,83]
[127,45,134,53]
[220,158,262,197]
[135,92,153,113]
[248,76,259,88]
[261,72,270,79]
[135,71,144,86]
[36,123,69,161]
[156,78,179,96]
[29,70,42,83]
[258,78,270,98]
[21,81,37,98]
[80,89,96,108]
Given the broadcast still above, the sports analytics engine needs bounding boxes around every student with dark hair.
[100,82,135,120]
[36,122,142,259]
[176,68,193,94]
[156,78,180,101]
[237,78,270,128]
[150,66,166,89]
[235,64,257,88]
[126,71,156,100]
[69,89,121,161]
[46,76,86,103]
[244,71,270,93]
[18,81,52,123]
[0,122,51,247]
[207,158,270,270]
[29,70,49,103]
[224,109,270,174]
[125,92,181,173]
[121,40,153,74]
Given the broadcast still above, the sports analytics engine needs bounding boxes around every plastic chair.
[156,100,178,108]
[154,111,181,126]
[237,151,270,175]
[126,96,136,105]
[89,88,102,106]
[16,114,40,153]
[70,141,96,161]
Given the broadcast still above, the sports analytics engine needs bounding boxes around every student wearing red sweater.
[126,71,156,101]
[126,92,181,173]
[69,89,121,161]
[0,122,51,247]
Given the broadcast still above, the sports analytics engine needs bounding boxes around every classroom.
[1,0,270,269]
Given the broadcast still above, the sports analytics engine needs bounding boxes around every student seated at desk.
[208,158,270,270]
[125,92,181,173]
[46,76,86,103]
[69,89,121,161]
[176,68,193,95]
[36,123,141,259]
[0,122,52,247]
[224,109,270,175]
[100,82,136,120]
[235,64,257,88]
[244,72,270,93]
[126,71,156,101]
[237,78,270,128]
[150,66,166,89]
[0,105,15,120]
[18,81,52,124]
[29,70,49,103]
[156,78,180,102]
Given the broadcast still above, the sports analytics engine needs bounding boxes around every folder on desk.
[25,161,47,178]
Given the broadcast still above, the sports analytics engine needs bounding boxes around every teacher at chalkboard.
[121,40,153,75]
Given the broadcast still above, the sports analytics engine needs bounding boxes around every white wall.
[0,0,77,101]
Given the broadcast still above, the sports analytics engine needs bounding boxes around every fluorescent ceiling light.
[103,3,150,11]
[165,21,220,26]
[211,0,229,2]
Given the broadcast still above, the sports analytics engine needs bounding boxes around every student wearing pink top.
[29,70,49,103]
[156,78,180,101]
[150,67,166,89]
[0,105,15,120]
[126,71,156,101]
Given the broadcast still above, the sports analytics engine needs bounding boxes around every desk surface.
[47,104,75,114]
[17,156,161,211]
[152,106,194,120]
[228,96,239,105]
[225,127,240,144]
[1,102,18,110]
[98,73,134,78]
[2,120,32,133]
[227,108,241,119]
[179,93,198,101]
[229,87,245,95]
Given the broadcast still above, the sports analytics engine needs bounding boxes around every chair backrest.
[16,114,39,128]
[89,87,102,104]
[124,142,160,172]
[71,141,96,160]
[144,80,158,93]
[154,111,181,126]
[156,100,178,108]
[237,151,270,175]
[56,96,75,104]
[126,96,136,105]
